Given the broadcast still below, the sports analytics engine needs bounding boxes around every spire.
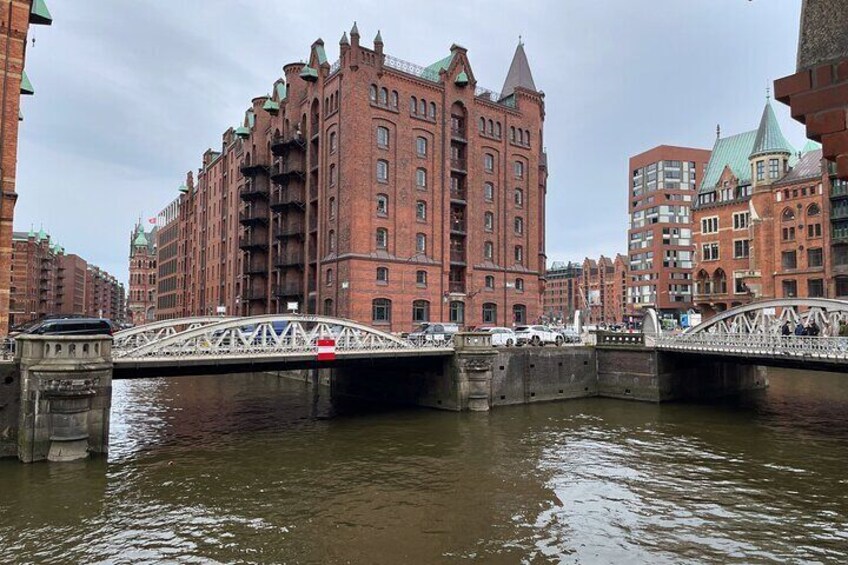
[501,40,537,97]
[749,100,794,159]
[374,29,383,44]
[339,31,349,45]
[350,21,359,37]
[133,230,149,248]
[716,124,721,139]
[27,225,34,238]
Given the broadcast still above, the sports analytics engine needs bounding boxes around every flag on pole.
[317,338,336,361]
[148,217,157,225]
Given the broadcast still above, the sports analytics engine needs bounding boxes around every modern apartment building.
[542,261,582,324]
[692,98,841,318]
[9,228,124,327]
[0,1,52,333]
[154,26,547,331]
[627,146,710,320]
[128,222,157,325]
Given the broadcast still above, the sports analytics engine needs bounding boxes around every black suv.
[15,318,113,336]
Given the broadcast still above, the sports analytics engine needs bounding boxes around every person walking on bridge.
[781,321,791,336]
[794,322,806,336]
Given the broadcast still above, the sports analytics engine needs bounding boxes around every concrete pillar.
[16,336,113,463]
[452,332,497,411]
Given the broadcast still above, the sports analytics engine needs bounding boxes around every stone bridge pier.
[16,336,113,463]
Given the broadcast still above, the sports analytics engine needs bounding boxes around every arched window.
[429,102,436,119]
[329,197,336,220]
[416,168,427,188]
[410,96,417,114]
[484,182,494,201]
[326,268,334,285]
[391,90,399,108]
[328,230,336,252]
[376,228,388,249]
[484,241,494,260]
[416,233,427,253]
[514,245,524,264]
[379,87,388,105]
[449,301,465,324]
[484,211,494,231]
[484,275,495,289]
[514,216,524,235]
[525,130,530,145]
[482,303,497,324]
[782,207,795,222]
[376,194,388,215]
[484,153,494,172]
[329,131,337,153]
[372,298,392,323]
[512,304,526,324]
[496,122,502,138]
[369,84,377,102]
[376,159,389,182]
[323,298,334,316]
[808,203,821,216]
[329,164,337,186]
[713,269,727,294]
[416,136,427,157]
[479,117,486,132]
[416,200,427,221]
[376,126,389,148]
[416,270,427,286]
[514,161,524,179]
[515,278,525,291]
[487,119,494,135]
[510,126,516,141]
[419,99,426,115]
[518,129,524,144]
[696,269,711,294]
[376,266,389,283]
[514,188,524,207]
[412,300,430,323]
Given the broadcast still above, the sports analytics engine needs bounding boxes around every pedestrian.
[809,321,820,337]
[794,322,806,336]
[781,321,791,336]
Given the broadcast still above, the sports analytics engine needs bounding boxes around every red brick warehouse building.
[156,24,548,332]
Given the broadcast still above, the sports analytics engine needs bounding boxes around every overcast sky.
[16,0,805,285]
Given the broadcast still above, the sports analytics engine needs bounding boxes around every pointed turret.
[340,31,349,46]
[501,39,537,97]
[374,30,382,45]
[350,21,359,37]
[133,230,149,248]
[749,100,794,159]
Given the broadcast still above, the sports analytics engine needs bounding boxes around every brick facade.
[0,1,51,334]
[151,27,547,331]
[542,261,582,325]
[579,254,627,326]
[627,145,711,319]
[127,222,156,325]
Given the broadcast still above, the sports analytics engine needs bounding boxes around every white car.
[479,326,517,347]
[514,325,563,346]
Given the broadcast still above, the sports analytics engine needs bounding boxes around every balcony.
[832,225,848,242]
[244,262,269,276]
[450,158,467,173]
[450,186,467,202]
[274,223,305,240]
[450,127,467,142]
[240,160,269,177]
[271,134,307,156]
[832,180,848,199]
[240,181,269,200]
[449,281,466,293]
[450,249,466,264]
[274,283,304,298]
[450,218,467,234]
[239,208,269,226]
[241,288,267,302]
[270,159,306,183]
[239,233,269,250]
[833,206,848,220]
[275,251,304,269]
[270,187,306,211]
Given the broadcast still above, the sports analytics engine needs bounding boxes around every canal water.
[1,369,847,564]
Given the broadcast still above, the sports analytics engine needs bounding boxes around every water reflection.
[0,368,846,563]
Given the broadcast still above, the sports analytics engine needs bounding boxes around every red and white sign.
[317,338,336,361]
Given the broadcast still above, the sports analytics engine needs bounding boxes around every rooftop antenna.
[716,124,721,139]
[766,84,771,102]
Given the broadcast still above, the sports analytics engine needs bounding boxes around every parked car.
[514,325,563,346]
[479,326,517,347]
[559,327,581,344]
[408,323,460,344]
[15,318,113,336]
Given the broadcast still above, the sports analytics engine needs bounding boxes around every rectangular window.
[756,160,765,181]
[781,250,797,269]
[416,137,427,157]
[734,274,747,294]
[484,154,494,172]
[808,278,824,298]
[782,279,798,297]
[733,239,750,258]
[732,212,749,230]
[701,217,719,234]
[769,158,780,179]
[808,247,823,268]
[807,223,822,238]
[782,226,795,241]
[701,242,719,261]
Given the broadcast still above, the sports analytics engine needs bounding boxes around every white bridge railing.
[655,333,848,361]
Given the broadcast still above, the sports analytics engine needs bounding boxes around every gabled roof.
[423,53,454,81]
[133,230,149,248]
[750,100,794,159]
[774,149,823,186]
[802,139,822,153]
[699,130,758,194]
[501,42,536,96]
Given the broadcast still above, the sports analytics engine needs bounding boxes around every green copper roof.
[263,98,279,113]
[30,0,52,25]
[314,43,328,65]
[275,81,287,101]
[37,227,47,242]
[178,183,189,193]
[20,70,33,95]
[299,66,319,81]
[802,139,822,153]
[27,225,35,238]
[699,130,758,193]
[455,71,469,86]
[423,53,454,81]
[246,109,255,129]
[749,101,794,159]
[133,230,149,247]
[234,126,249,138]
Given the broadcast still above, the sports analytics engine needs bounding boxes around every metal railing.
[450,187,467,201]
[655,333,848,360]
[449,250,466,264]
[450,158,467,172]
[383,54,441,82]
[449,281,465,293]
